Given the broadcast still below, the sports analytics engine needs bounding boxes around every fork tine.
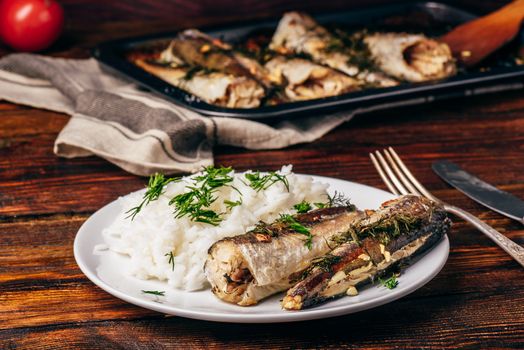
[374,151,409,195]
[387,147,438,201]
[370,153,400,195]
[383,148,422,196]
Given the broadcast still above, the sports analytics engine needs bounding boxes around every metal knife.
[432,160,524,224]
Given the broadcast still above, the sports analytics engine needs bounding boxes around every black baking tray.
[92,1,524,120]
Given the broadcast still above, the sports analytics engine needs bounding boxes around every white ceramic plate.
[74,175,449,323]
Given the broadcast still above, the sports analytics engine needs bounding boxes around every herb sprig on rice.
[127,166,293,226]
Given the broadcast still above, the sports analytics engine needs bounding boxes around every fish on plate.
[205,195,450,307]
[282,195,451,310]
[205,205,361,306]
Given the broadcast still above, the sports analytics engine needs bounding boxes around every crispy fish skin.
[204,207,364,306]
[168,29,275,88]
[265,56,359,101]
[269,12,398,87]
[282,195,451,310]
[364,33,456,82]
[134,29,265,108]
[270,12,355,75]
[168,29,252,78]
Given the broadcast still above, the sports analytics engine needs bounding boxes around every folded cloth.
[0,53,425,175]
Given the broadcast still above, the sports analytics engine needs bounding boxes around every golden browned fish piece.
[269,12,398,88]
[134,58,264,108]
[282,195,451,310]
[205,206,363,306]
[364,33,456,82]
[265,56,360,101]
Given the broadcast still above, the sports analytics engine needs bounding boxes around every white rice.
[101,165,329,291]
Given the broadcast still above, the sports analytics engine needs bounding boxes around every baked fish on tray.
[270,11,456,84]
[128,11,458,109]
[265,56,360,101]
[364,33,456,82]
[132,29,265,108]
[205,195,450,307]
[269,12,398,87]
[135,59,264,108]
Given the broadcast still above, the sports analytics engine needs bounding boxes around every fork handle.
[444,204,524,267]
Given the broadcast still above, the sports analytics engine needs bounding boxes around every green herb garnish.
[126,173,179,220]
[278,214,313,249]
[251,221,276,236]
[294,201,312,213]
[314,191,354,210]
[359,214,420,239]
[224,199,242,209]
[165,251,175,271]
[170,166,235,225]
[378,275,399,290]
[182,66,218,80]
[298,254,341,281]
[244,171,289,192]
[141,290,165,296]
[328,191,355,208]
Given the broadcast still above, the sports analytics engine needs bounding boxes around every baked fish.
[265,56,359,101]
[205,206,363,306]
[168,29,277,88]
[134,58,264,108]
[282,195,451,310]
[133,29,266,108]
[269,12,398,88]
[364,33,456,82]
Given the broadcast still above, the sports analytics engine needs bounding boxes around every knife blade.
[432,160,524,224]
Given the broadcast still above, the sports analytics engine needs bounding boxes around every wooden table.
[1,1,523,348]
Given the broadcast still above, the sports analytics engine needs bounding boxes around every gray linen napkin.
[0,53,430,175]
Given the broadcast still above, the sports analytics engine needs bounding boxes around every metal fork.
[370,147,524,267]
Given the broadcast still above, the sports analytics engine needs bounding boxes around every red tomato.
[0,0,64,52]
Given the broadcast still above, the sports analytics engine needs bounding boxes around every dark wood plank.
[2,291,524,349]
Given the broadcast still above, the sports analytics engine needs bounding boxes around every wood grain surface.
[1,0,523,349]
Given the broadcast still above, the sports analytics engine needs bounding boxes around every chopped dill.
[294,201,312,213]
[332,28,376,71]
[165,251,175,271]
[311,254,341,272]
[331,213,422,245]
[278,214,313,249]
[126,173,179,220]
[244,171,289,192]
[169,166,235,226]
[182,66,218,80]
[359,215,420,239]
[141,290,165,296]
[328,191,355,208]
[251,221,276,237]
[378,275,399,290]
[314,191,355,209]
[224,199,242,209]
[299,254,341,280]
